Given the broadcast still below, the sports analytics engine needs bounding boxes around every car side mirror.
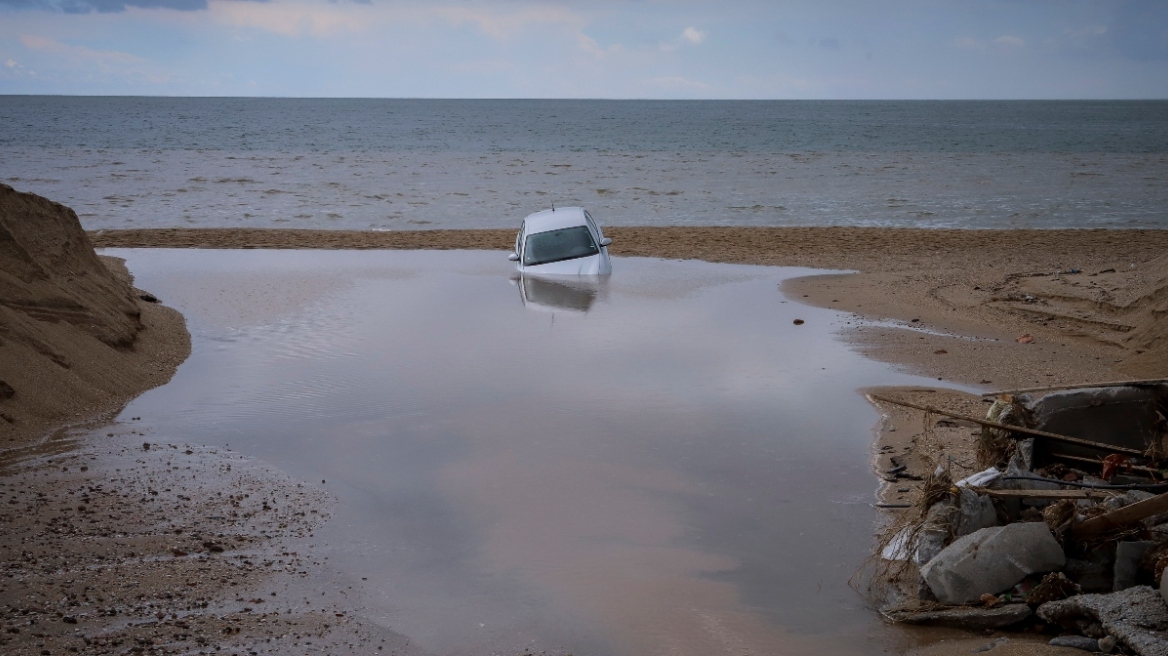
[508,253,520,262]
[599,237,613,247]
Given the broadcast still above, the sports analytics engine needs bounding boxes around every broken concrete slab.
[1037,586,1168,656]
[886,603,1032,630]
[1026,385,1168,460]
[921,522,1065,605]
[1115,541,1155,592]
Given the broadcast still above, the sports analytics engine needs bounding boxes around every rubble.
[1037,586,1168,656]
[867,381,1168,650]
[921,522,1065,605]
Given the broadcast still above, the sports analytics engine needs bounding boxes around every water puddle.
[102,249,945,655]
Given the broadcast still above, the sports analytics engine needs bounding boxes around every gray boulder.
[920,521,1065,605]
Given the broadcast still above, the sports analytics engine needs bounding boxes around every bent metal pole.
[866,394,1145,458]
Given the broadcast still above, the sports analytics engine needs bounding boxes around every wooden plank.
[1072,491,1168,536]
[969,487,1119,500]
[982,378,1168,397]
[867,394,1146,457]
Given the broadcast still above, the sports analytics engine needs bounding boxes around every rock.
[907,490,1000,568]
[1049,635,1100,651]
[1161,568,1168,605]
[921,522,1065,605]
[915,525,948,567]
[887,603,1032,630]
[1115,541,1155,592]
[955,487,999,537]
[1037,586,1168,656]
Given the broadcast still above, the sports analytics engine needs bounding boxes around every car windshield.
[523,226,598,266]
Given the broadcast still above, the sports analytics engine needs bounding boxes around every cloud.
[680,27,704,45]
[955,35,1025,51]
[646,75,708,90]
[20,34,144,63]
[658,26,705,52]
[431,5,585,40]
[0,0,260,13]
[205,0,371,37]
[189,2,585,40]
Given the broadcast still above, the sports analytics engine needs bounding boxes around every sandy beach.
[3,198,1166,655]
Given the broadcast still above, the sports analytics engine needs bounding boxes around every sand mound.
[0,184,189,443]
[997,250,1168,377]
[0,184,143,344]
[1120,252,1168,375]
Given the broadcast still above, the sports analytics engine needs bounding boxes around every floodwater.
[107,249,945,656]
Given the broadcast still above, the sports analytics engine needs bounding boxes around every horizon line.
[3,94,1168,102]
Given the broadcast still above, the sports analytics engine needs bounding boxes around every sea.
[1,97,1166,231]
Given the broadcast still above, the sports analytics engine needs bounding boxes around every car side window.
[584,211,602,240]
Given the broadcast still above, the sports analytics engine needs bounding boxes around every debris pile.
[869,381,1168,656]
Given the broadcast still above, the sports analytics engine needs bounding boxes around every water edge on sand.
[102,248,966,656]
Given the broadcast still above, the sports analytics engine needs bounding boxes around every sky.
[1,0,1166,98]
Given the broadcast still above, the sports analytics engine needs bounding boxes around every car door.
[583,211,605,249]
[515,224,526,269]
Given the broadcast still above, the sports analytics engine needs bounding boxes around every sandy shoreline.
[3,223,1165,655]
[91,225,1168,389]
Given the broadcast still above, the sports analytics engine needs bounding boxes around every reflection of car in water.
[508,207,612,275]
[514,274,607,313]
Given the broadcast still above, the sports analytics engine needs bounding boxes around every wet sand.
[3,225,1165,655]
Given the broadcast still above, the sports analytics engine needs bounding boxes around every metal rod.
[867,394,1146,457]
[1042,452,1161,475]
[982,378,1168,397]
[971,487,1121,499]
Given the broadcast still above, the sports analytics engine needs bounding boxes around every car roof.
[523,207,589,233]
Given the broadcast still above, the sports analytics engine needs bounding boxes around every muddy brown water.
[102,249,952,656]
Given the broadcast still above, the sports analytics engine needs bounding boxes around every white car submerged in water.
[509,207,612,275]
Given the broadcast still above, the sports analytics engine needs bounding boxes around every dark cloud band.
[0,0,262,12]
